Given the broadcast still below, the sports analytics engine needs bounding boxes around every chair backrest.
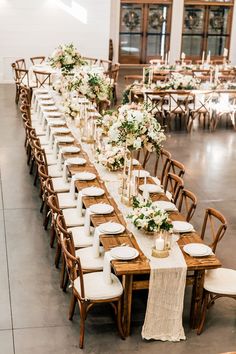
[106,63,120,83]
[99,59,112,71]
[164,172,184,204]
[60,234,85,299]
[169,159,185,179]
[177,188,197,222]
[124,75,143,85]
[201,207,227,253]
[83,57,99,66]
[30,56,45,65]
[15,68,29,87]
[15,58,26,70]
[33,70,51,88]
[154,148,172,184]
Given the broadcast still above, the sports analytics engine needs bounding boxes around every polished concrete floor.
[0,84,236,354]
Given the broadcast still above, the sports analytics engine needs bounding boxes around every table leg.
[190,269,205,329]
[122,274,133,337]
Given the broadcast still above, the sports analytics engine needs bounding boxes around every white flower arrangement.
[98,146,125,171]
[79,71,112,103]
[49,43,86,73]
[52,79,63,94]
[108,103,166,152]
[61,98,80,120]
[97,110,118,134]
[155,73,200,91]
[128,197,173,233]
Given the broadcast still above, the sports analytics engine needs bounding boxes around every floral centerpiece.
[49,43,86,73]
[61,98,80,120]
[98,146,125,171]
[169,73,200,90]
[97,110,118,134]
[79,72,112,104]
[128,197,173,233]
[108,103,166,152]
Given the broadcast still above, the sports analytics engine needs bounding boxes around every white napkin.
[93,227,102,258]
[53,140,58,159]
[152,176,161,185]
[84,207,91,237]
[102,251,114,285]
[69,175,81,200]
[57,150,63,171]
[49,130,54,149]
[62,162,68,182]
[76,191,83,217]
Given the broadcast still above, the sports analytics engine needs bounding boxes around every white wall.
[0,0,111,82]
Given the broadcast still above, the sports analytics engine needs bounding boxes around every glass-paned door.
[182,1,233,61]
[119,1,172,64]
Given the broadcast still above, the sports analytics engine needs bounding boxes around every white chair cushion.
[74,272,123,301]
[68,226,93,248]
[63,209,85,227]
[52,178,70,193]
[76,246,104,271]
[46,155,57,166]
[48,165,62,178]
[204,268,236,295]
[39,135,49,146]
[58,193,77,209]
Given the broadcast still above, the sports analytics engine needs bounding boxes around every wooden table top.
[61,134,221,277]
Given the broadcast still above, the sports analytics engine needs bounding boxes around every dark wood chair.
[164,172,184,204]
[177,188,197,222]
[33,70,51,88]
[60,234,124,348]
[15,58,26,70]
[30,56,46,65]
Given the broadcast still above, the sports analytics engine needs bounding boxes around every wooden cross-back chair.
[169,159,185,179]
[196,208,231,335]
[154,148,172,185]
[15,58,26,70]
[30,56,45,65]
[60,233,124,349]
[200,207,227,253]
[177,188,197,222]
[83,57,99,66]
[164,172,184,204]
[33,70,51,88]
[188,91,213,132]
[105,63,120,105]
[11,63,21,104]
[99,59,112,71]
[15,68,30,88]
[163,91,194,131]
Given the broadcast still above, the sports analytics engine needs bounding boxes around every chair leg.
[69,294,77,320]
[63,272,69,292]
[50,224,56,247]
[116,299,125,340]
[79,305,86,349]
[60,255,66,289]
[43,205,50,230]
[40,199,44,213]
[54,242,61,268]
[33,169,38,186]
[197,290,209,335]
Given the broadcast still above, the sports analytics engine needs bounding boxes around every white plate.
[183,243,212,257]
[76,172,96,181]
[47,119,65,126]
[99,222,125,234]
[133,170,150,178]
[43,106,58,111]
[36,88,48,94]
[61,146,80,153]
[66,158,86,165]
[38,94,52,100]
[52,127,70,134]
[46,112,62,117]
[172,221,194,233]
[139,184,163,194]
[153,200,177,211]
[55,136,75,143]
[110,246,139,260]
[81,186,104,197]
[90,203,114,215]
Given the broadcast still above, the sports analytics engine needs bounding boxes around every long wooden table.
[61,138,221,338]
